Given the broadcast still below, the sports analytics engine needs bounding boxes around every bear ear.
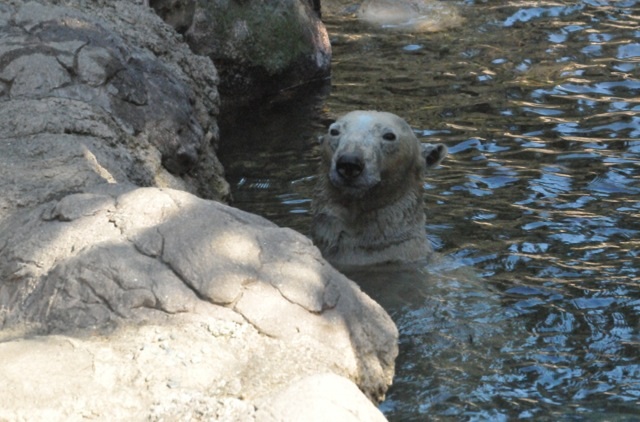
[421,143,448,168]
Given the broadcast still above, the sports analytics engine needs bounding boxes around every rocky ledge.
[0,187,397,420]
[0,1,397,420]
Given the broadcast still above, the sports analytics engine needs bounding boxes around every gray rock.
[0,0,229,199]
[152,0,332,107]
[0,96,157,219]
[1,53,71,98]
[0,187,398,418]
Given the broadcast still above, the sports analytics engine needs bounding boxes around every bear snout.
[329,150,381,194]
[336,153,365,179]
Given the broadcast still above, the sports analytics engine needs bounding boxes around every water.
[218,1,640,420]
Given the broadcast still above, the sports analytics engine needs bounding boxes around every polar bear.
[311,110,447,269]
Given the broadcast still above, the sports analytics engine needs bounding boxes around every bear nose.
[336,154,365,179]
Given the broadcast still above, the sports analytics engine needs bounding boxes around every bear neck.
[312,174,430,268]
[331,182,419,213]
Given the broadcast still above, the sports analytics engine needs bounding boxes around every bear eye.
[382,132,396,141]
[329,127,340,136]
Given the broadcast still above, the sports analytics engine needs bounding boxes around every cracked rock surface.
[0,0,229,204]
[0,186,397,420]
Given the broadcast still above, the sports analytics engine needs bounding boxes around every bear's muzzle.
[336,153,365,179]
[329,150,381,196]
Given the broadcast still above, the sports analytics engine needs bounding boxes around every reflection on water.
[219,1,640,420]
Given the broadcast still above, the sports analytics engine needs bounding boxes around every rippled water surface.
[219,1,640,420]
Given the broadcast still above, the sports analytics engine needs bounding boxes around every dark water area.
[218,1,640,420]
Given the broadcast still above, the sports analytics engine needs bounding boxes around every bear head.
[319,110,447,201]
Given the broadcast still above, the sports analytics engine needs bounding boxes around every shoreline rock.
[0,186,398,419]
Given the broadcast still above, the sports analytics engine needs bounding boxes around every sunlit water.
[218,1,640,420]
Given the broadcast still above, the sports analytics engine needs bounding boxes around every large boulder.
[151,0,332,107]
[0,186,397,419]
[0,0,229,202]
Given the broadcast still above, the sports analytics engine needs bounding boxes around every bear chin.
[329,173,380,198]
